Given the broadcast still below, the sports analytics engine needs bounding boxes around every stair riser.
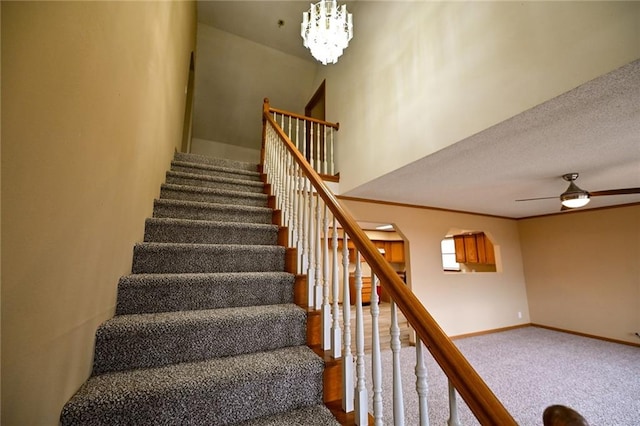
[93,308,307,374]
[116,273,295,315]
[61,347,324,426]
[153,201,273,224]
[132,245,285,274]
[61,351,322,426]
[160,186,268,207]
[166,175,265,194]
[143,220,278,245]
[172,164,262,182]
[63,374,323,426]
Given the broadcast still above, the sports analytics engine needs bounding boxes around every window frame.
[441,237,461,272]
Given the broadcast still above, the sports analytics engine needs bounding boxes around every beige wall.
[342,199,531,336]
[519,205,640,344]
[1,2,196,424]
[316,1,640,192]
[191,137,261,164]
[192,24,318,152]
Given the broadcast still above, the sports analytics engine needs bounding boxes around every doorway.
[304,81,326,165]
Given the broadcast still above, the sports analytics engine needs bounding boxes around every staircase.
[60,152,340,425]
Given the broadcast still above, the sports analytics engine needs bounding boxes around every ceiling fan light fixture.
[560,179,590,208]
[560,192,590,208]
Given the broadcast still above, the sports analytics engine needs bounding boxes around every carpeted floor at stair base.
[60,152,339,425]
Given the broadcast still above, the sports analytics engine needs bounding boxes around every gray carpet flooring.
[366,326,639,425]
[60,152,338,425]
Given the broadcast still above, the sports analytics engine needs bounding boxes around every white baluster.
[268,129,278,205]
[282,150,290,232]
[276,143,284,218]
[306,179,315,307]
[286,154,294,245]
[416,339,430,426]
[296,171,306,275]
[342,232,354,413]
[290,159,298,250]
[302,176,309,273]
[322,124,328,175]
[302,120,307,161]
[447,380,460,426]
[354,253,369,425]
[292,160,302,274]
[321,204,331,350]
[315,122,321,174]
[331,217,342,359]
[271,138,279,209]
[329,128,335,175]
[309,121,315,171]
[263,128,270,177]
[264,126,272,181]
[314,192,322,310]
[371,274,383,425]
[295,118,300,152]
[390,301,405,426]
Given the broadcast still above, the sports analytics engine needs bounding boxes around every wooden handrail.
[267,103,340,130]
[262,98,516,425]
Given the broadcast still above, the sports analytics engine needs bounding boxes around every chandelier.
[301,0,353,65]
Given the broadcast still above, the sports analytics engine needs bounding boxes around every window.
[441,237,460,271]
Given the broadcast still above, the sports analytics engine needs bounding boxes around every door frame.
[304,80,326,164]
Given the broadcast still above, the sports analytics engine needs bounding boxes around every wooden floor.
[343,301,412,353]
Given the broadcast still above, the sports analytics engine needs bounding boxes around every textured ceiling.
[346,59,640,218]
[198,1,325,63]
[197,2,640,219]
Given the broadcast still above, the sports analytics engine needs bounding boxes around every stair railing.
[261,98,516,426]
[265,101,339,177]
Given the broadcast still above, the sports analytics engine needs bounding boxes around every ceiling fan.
[516,173,640,211]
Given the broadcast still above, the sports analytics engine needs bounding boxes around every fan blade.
[590,187,640,197]
[516,196,557,202]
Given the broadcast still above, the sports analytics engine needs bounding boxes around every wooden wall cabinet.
[475,233,496,264]
[453,233,495,265]
[342,239,404,263]
[454,235,466,263]
[387,241,404,263]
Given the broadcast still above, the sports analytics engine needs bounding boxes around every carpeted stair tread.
[172,159,262,182]
[144,217,278,245]
[116,272,295,315]
[61,151,327,425]
[160,183,268,207]
[238,404,339,426]
[61,345,324,426]
[132,242,285,274]
[166,170,265,193]
[93,304,307,374]
[174,151,258,172]
[153,198,273,224]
